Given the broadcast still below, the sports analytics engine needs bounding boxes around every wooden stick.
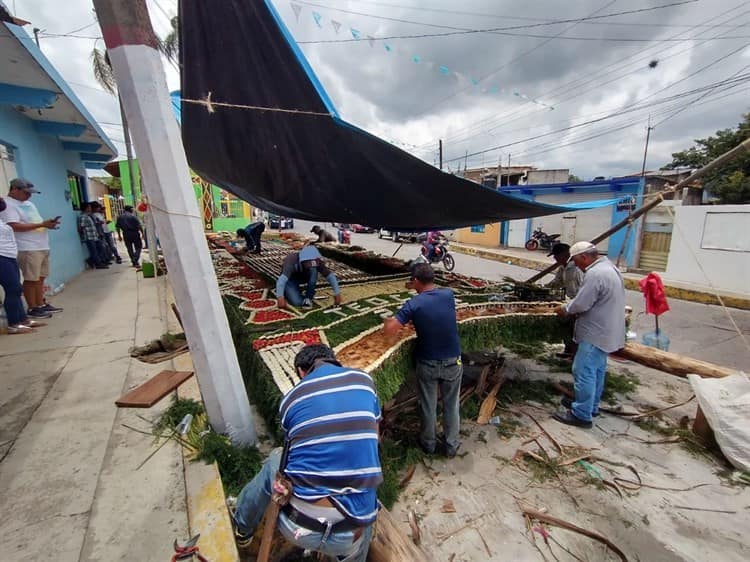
[170,302,184,330]
[672,505,736,514]
[629,395,695,420]
[256,500,281,562]
[477,379,503,425]
[616,342,734,379]
[520,506,628,562]
[407,510,421,545]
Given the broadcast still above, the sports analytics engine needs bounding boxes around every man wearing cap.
[546,243,584,357]
[236,221,265,254]
[276,245,342,309]
[553,241,625,428]
[310,225,336,244]
[0,179,62,319]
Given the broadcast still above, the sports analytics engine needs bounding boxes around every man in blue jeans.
[276,245,342,309]
[232,344,382,561]
[236,221,265,253]
[554,241,625,428]
[383,262,463,457]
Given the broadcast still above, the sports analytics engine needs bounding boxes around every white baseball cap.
[568,241,596,260]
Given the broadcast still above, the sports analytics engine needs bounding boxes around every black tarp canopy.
[178,0,574,230]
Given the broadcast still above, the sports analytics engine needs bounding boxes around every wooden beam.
[115,370,193,407]
[615,342,734,379]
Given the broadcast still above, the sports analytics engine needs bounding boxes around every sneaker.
[25,320,47,328]
[445,442,462,459]
[552,410,593,429]
[8,324,34,334]
[27,308,53,319]
[41,303,63,313]
[301,298,313,308]
[227,498,253,548]
[561,397,600,417]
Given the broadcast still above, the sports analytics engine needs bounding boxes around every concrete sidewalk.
[0,264,189,561]
[450,241,750,310]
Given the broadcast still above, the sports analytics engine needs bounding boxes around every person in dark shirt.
[383,263,462,457]
[276,245,342,309]
[115,206,144,267]
[236,221,266,253]
[310,225,336,243]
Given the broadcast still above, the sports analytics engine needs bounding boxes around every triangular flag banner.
[439,65,450,75]
[490,86,498,93]
[384,43,392,52]
[471,78,479,86]
[331,20,341,34]
[312,11,322,27]
[290,2,302,21]
[412,55,421,63]
[351,28,361,40]
[367,35,375,47]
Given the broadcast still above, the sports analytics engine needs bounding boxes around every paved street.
[290,220,750,371]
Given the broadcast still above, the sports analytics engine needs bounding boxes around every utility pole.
[32,27,41,47]
[92,0,257,444]
[439,139,443,170]
[640,116,653,177]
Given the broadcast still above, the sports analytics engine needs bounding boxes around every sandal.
[8,324,35,334]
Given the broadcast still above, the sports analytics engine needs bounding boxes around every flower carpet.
[207,233,566,429]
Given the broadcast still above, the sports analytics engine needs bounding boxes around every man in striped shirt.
[232,344,382,561]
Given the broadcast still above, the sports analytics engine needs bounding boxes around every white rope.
[180,92,333,117]
[664,204,750,354]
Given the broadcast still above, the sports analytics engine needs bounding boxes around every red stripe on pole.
[101,23,160,50]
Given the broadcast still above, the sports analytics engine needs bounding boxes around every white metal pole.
[93,0,256,444]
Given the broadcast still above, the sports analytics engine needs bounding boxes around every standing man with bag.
[383,262,463,457]
[232,344,382,561]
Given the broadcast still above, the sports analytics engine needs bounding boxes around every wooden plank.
[115,370,194,408]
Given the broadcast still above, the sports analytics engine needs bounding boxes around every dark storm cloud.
[12,0,750,180]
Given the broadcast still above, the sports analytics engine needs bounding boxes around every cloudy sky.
[14,0,750,179]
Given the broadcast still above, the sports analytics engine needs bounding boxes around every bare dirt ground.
[390,349,750,562]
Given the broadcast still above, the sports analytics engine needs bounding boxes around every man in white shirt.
[0,179,62,319]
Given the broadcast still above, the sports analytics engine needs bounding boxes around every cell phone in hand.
[54,216,62,221]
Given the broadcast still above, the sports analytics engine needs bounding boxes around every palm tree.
[91,46,139,206]
[161,16,179,63]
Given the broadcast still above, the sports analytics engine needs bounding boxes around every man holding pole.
[232,344,382,561]
[553,242,625,428]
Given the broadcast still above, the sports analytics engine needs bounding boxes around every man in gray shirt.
[553,241,625,428]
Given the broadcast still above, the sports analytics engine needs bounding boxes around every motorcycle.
[525,226,560,252]
[337,224,352,245]
[420,236,455,271]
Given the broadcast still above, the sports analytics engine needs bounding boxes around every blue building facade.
[0,20,116,288]
[499,177,645,268]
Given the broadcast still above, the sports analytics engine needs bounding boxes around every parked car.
[378,229,425,242]
[351,224,375,233]
[268,214,294,229]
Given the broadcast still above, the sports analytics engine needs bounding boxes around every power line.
[420,5,750,151]
[441,72,750,164]
[421,4,750,148]
[295,0,699,38]
[336,0,745,29]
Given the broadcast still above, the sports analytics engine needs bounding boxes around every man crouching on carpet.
[231,344,382,561]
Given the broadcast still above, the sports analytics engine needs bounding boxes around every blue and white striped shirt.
[279,362,383,525]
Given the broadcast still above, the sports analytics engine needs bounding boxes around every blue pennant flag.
[384,43,392,52]
[490,85,499,93]
[351,28,361,40]
[439,65,450,75]
[412,55,421,63]
[471,78,479,86]
[312,11,322,27]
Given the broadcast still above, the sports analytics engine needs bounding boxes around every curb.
[451,243,750,311]
[175,354,240,562]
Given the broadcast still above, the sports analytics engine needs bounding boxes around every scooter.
[420,236,455,271]
[525,226,560,251]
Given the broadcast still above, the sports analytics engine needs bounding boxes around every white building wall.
[530,192,613,252]
[664,205,750,296]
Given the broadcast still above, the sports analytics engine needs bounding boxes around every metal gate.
[639,231,672,271]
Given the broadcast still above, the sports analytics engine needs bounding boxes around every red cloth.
[639,272,670,316]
